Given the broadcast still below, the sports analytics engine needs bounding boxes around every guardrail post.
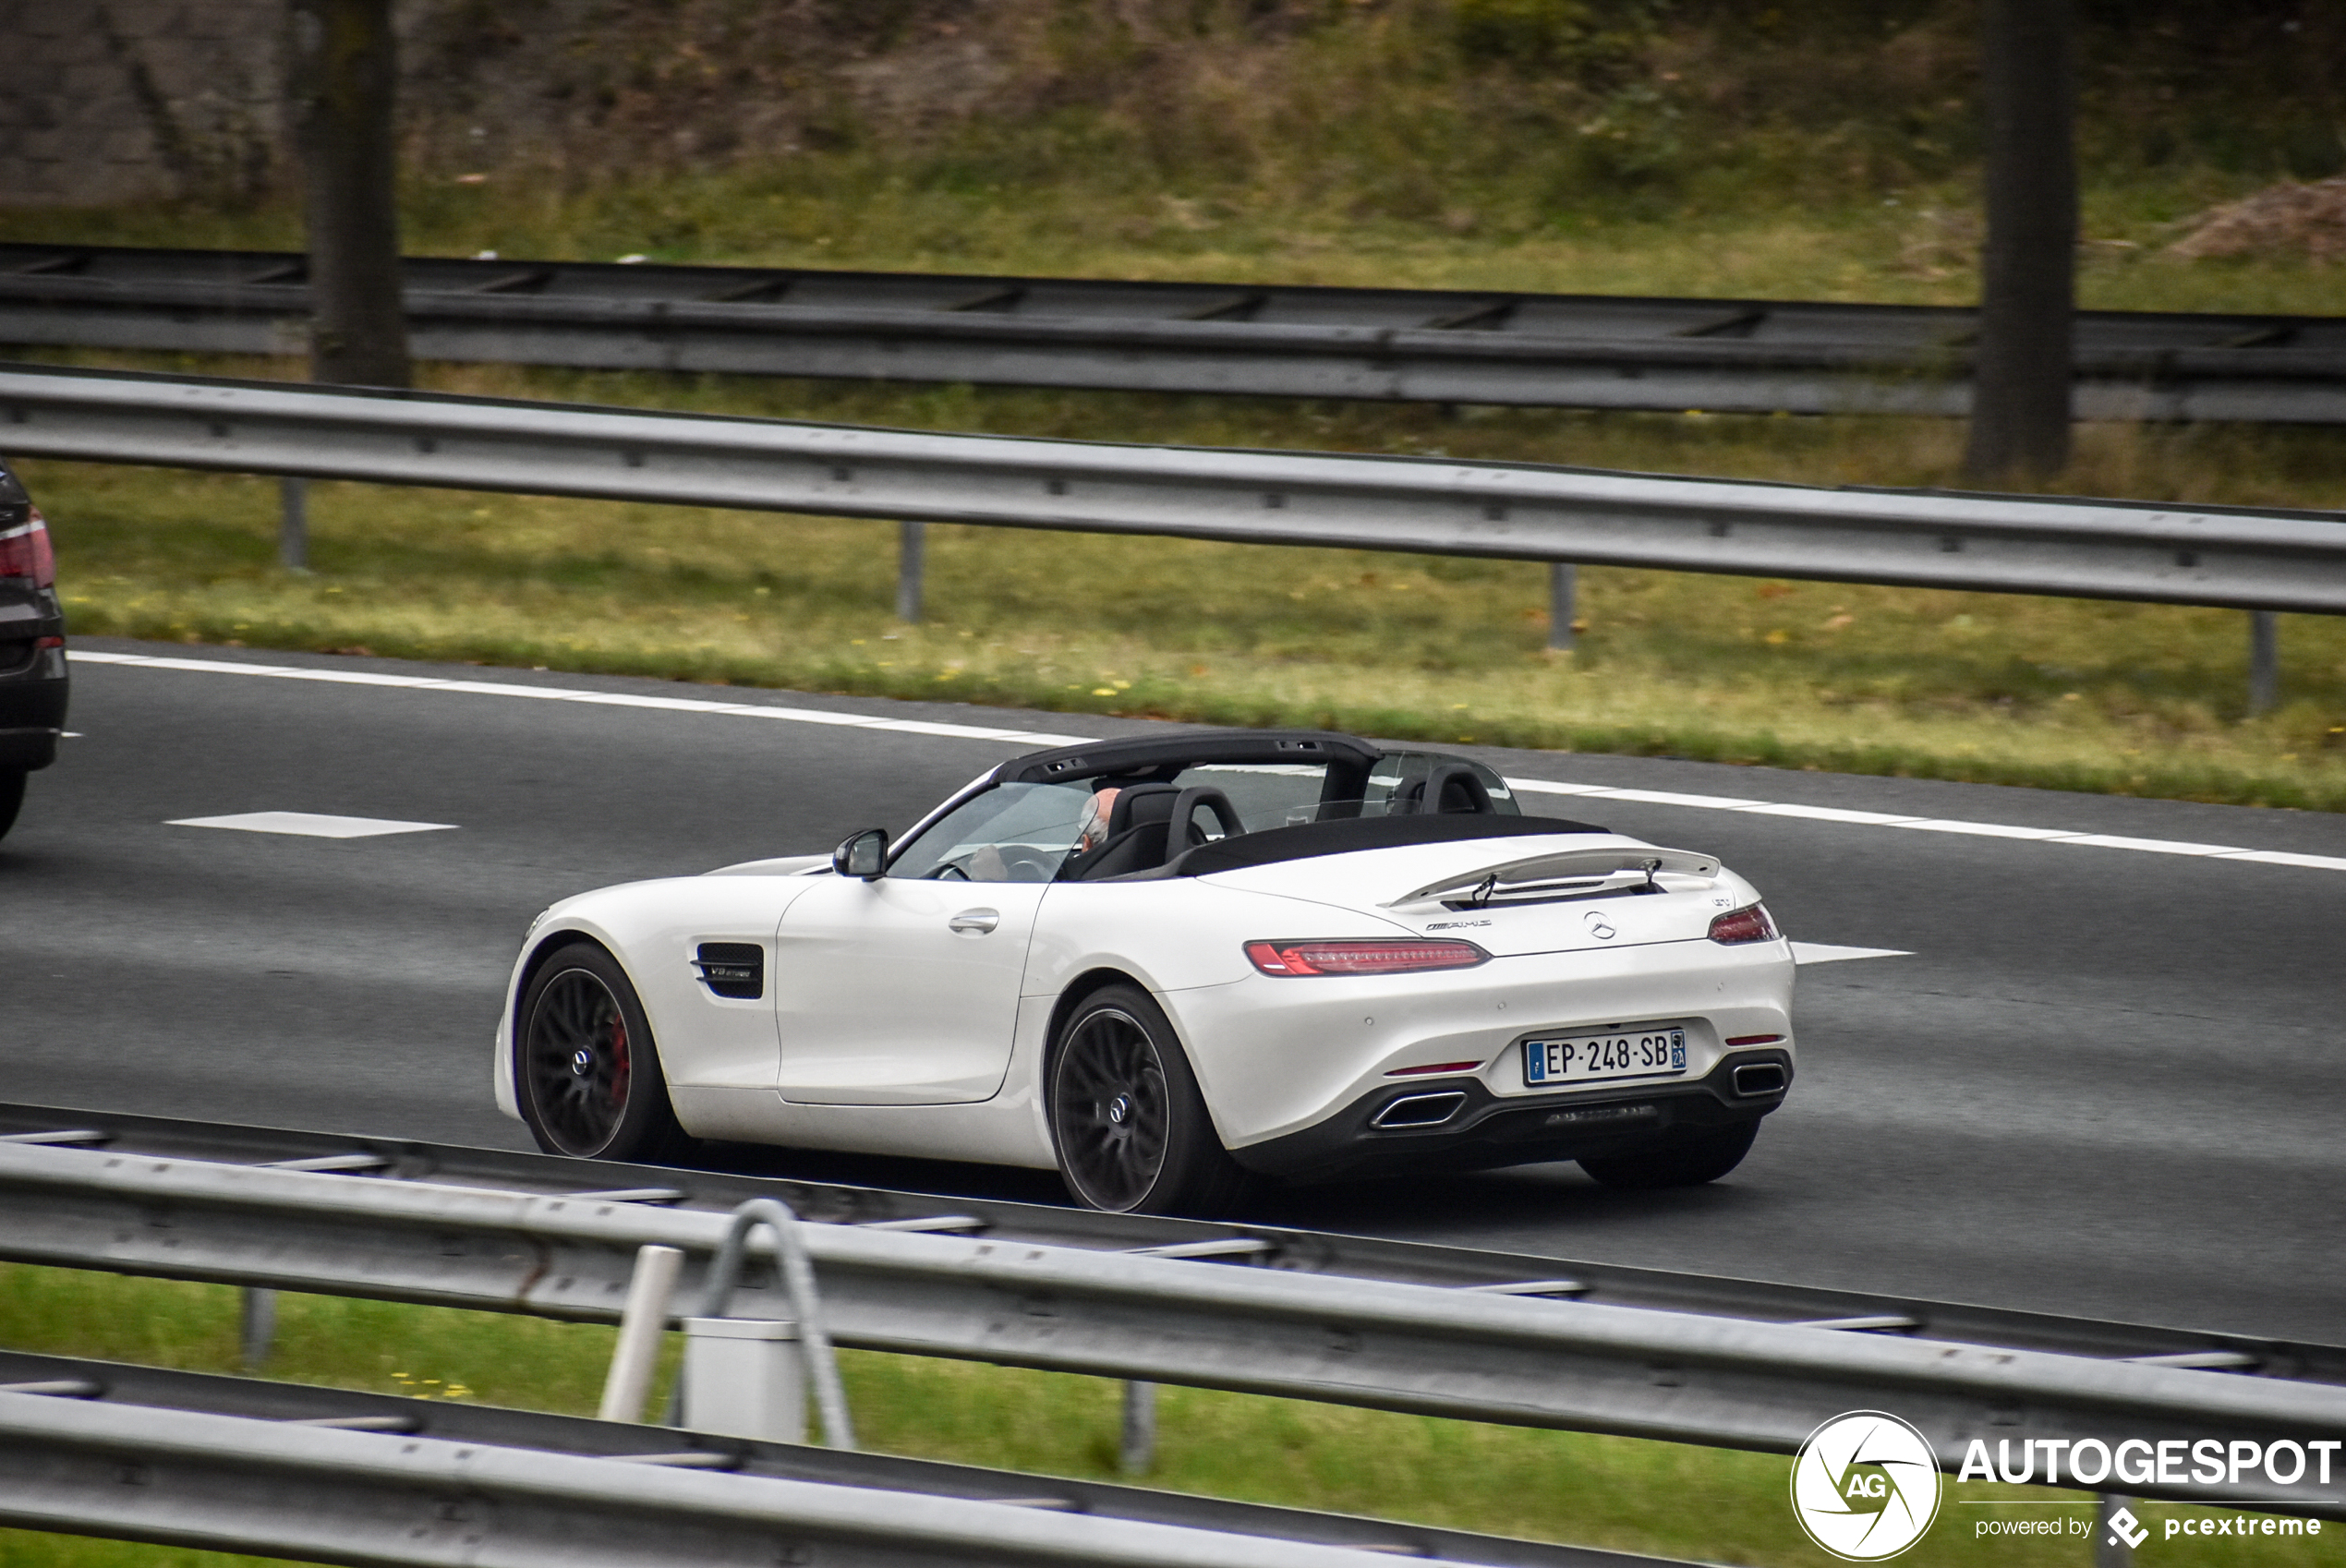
[1548,561,1578,652]
[1119,1380,1156,1476]
[598,1244,683,1425]
[896,521,925,623]
[237,1286,275,1369]
[2249,610,2279,716]
[278,478,308,573]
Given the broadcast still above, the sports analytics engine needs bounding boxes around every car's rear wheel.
[0,770,25,841]
[1578,1118,1759,1188]
[516,941,688,1162]
[1047,984,1249,1215]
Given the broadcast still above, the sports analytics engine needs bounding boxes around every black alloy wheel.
[1047,984,1249,1215]
[516,942,685,1162]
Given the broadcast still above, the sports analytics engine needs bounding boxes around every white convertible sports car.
[494,729,1796,1213]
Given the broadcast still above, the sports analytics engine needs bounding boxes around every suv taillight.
[1708,904,1780,945]
[0,509,55,589]
[1245,938,1490,976]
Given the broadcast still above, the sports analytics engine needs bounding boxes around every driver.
[1072,786,1120,854]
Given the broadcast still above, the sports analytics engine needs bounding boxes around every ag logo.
[1789,1411,1943,1561]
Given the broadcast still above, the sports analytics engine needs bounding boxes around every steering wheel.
[998,847,1060,881]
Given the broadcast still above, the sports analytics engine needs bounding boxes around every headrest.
[1105,782,1180,837]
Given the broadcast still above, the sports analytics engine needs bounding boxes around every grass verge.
[2,1263,2338,1568]
[14,354,2346,814]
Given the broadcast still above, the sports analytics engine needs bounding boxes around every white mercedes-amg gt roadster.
[494,729,1796,1212]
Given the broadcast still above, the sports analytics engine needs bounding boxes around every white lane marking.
[170,811,457,839]
[1790,942,1912,966]
[68,650,1094,747]
[72,648,2346,874]
[1508,778,2346,874]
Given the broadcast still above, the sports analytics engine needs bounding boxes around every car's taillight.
[0,509,55,588]
[1708,903,1780,945]
[1244,938,1490,976]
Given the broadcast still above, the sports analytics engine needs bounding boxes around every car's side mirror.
[833,827,888,880]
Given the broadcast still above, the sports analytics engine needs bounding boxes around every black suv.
[0,459,67,840]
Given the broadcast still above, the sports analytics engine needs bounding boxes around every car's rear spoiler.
[1385,846,1721,911]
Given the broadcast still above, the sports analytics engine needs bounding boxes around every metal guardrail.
[4,361,2345,614]
[5,1132,2343,1520]
[5,1102,2325,1372]
[1,1393,1412,1568]
[0,1350,1663,1568]
[6,242,2346,422]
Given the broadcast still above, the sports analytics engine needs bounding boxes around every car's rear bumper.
[1226,1047,1793,1181]
[0,578,67,773]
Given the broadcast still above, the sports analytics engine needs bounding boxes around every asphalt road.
[6,638,2341,1344]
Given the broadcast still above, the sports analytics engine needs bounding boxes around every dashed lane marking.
[1789,943,1912,966]
[169,811,457,839]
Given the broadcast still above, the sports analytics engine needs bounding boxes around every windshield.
[888,782,1096,882]
[887,752,1518,881]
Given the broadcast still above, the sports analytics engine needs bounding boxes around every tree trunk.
[287,0,409,388]
[1964,0,2075,484]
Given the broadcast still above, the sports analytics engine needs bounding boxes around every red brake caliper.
[608,1015,631,1107]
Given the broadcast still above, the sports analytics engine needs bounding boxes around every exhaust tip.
[1372,1092,1468,1129]
[1731,1062,1788,1097]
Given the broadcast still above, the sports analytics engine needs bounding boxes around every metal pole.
[1120,1380,1156,1476]
[1547,561,1577,651]
[895,520,925,623]
[695,1199,856,1450]
[599,1244,683,1425]
[238,1286,275,1369]
[2249,609,2278,715]
[279,477,309,572]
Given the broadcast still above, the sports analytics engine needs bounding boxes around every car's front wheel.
[1047,983,1249,1215]
[1578,1118,1759,1189]
[515,941,688,1163]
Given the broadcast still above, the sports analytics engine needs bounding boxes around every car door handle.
[948,909,1000,935]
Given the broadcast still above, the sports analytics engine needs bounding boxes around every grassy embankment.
[7,5,2346,811]
[3,1263,2335,1568]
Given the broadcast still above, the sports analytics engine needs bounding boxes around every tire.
[515,941,689,1163]
[1578,1118,1760,1190]
[0,770,25,842]
[1046,983,1250,1216]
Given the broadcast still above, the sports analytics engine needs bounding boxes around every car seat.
[1389,763,1495,815]
[1063,783,1244,879]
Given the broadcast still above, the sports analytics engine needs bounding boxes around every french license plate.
[1523,1028,1687,1087]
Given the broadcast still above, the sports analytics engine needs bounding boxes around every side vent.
[693,942,764,1000]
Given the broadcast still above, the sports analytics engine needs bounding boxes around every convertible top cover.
[1169,813,1605,877]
